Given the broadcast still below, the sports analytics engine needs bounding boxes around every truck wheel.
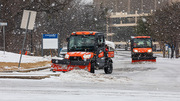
[104,62,113,74]
[90,62,95,73]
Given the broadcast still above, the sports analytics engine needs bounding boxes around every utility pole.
[141,0,144,13]
[128,0,131,13]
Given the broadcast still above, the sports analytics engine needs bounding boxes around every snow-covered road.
[0,51,180,101]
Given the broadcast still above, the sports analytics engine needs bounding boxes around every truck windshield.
[68,35,95,52]
[133,38,152,48]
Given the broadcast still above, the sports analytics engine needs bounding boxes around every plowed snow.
[57,70,130,83]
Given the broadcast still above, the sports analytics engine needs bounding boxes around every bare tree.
[150,2,180,58]
[0,0,108,56]
[0,0,75,55]
[136,2,180,58]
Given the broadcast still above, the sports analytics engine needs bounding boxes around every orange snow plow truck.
[51,31,114,74]
[130,36,156,63]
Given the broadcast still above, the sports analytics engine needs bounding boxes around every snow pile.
[0,51,51,63]
[58,70,129,83]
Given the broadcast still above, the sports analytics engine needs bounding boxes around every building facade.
[93,0,180,14]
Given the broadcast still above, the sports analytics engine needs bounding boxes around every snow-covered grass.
[0,51,52,71]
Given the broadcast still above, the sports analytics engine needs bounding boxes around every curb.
[1,66,50,73]
[0,74,60,80]
[17,66,50,72]
[0,66,61,79]
[0,75,50,79]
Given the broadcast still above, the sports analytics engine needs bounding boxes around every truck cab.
[130,36,156,62]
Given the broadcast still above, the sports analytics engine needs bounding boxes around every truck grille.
[69,56,83,61]
[134,53,152,57]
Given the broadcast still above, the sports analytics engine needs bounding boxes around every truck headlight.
[133,49,138,53]
[83,54,91,59]
[65,54,69,59]
[148,49,152,53]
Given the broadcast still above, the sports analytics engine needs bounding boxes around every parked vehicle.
[51,31,114,74]
[59,47,67,58]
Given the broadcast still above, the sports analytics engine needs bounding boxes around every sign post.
[0,22,7,54]
[18,10,37,68]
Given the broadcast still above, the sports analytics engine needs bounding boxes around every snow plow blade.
[51,59,71,72]
[132,57,156,63]
[51,63,73,72]
[51,59,91,72]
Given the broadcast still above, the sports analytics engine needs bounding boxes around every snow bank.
[0,51,50,63]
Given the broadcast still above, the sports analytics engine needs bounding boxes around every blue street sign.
[43,34,58,39]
